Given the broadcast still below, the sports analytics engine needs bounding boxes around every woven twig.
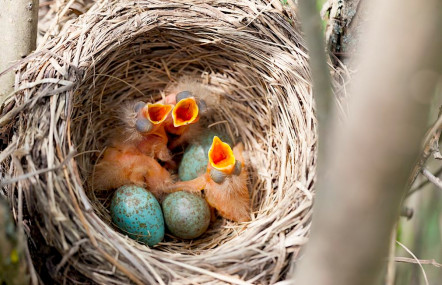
[0,1,325,284]
[38,0,96,46]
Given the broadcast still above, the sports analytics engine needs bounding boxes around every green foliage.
[0,197,28,285]
[396,95,442,285]
[396,185,442,284]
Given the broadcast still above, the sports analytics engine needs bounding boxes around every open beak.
[145,103,173,125]
[208,136,235,174]
[172,97,199,127]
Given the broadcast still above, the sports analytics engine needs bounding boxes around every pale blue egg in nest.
[111,185,165,246]
[178,129,233,181]
[162,191,211,239]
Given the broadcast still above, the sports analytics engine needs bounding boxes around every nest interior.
[0,1,317,284]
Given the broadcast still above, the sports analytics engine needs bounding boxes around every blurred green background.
[395,94,442,285]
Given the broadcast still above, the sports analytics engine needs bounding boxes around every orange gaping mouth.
[208,136,235,174]
[146,103,173,124]
[172,98,199,127]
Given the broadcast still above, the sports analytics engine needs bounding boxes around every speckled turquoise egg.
[179,129,233,181]
[162,191,211,239]
[111,185,165,246]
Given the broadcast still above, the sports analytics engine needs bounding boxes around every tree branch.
[0,0,39,105]
[393,257,442,268]
[293,0,334,166]
[292,1,441,285]
[408,112,442,187]
[421,168,442,191]
[396,241,430,285]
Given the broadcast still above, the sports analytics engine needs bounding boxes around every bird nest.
[0,1,318,284]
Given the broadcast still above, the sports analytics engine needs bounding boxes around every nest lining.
[1,1,317,284]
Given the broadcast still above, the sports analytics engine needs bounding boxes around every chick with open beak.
[135,102,172,135]
[167,91,206,133]
[92,101,175,197]
[165,136,251,222]
[117,100,174,163]
[164,91,208,149]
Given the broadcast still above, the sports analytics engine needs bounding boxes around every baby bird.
[164,91,207,149]
[119,100,174,163]
[165,92,203,134]
[158,77,219,149]
[165,136,251,222]
[92,143,173,200]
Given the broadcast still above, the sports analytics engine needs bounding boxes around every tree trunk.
[321,0,368,66]
[293,0,441,285]
[0,0,39,105]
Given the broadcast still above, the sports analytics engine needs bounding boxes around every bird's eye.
[134,101,146,112]
[135,118,153,133]
[233,161,242,176]
[210,168,227,184]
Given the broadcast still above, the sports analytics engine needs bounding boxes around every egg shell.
[162,191,211,239]
[111,185,165,246]
[178,129,233,181]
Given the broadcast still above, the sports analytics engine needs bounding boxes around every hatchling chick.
[165,136,251,222]
[164,92,205,150]
[91,143,173,200]
[118,100,174,163]
[160,77,219,149]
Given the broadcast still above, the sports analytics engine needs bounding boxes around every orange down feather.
[92,144,173,200]
[118,101,174,163]
[165,138,251,222]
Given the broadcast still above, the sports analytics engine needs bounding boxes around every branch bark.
[393,257,442,268]
[321,0,367,66]
[0,0,39,105]
[293,0,441,285]
[421,168,442,191]
[294,0,334,171]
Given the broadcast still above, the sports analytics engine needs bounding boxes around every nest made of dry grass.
[38,0,96,48]
[0,1,319,284]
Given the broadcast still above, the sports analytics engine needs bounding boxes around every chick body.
[204,143,250,222]
[118,101,173,163]
[162,77,220,149]
[165,142,251,222]
[92,144,172,200]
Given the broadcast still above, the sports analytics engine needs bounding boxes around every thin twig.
[408,112,442,187]
[396,241,429,285]
[0,151,76,187]
[408,166,442,197]
[421,168,442,191]
[394,257,442,268]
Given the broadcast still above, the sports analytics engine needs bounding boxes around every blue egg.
[178,129,234,181]
[162,191,211,239]
[111,185,164,246]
